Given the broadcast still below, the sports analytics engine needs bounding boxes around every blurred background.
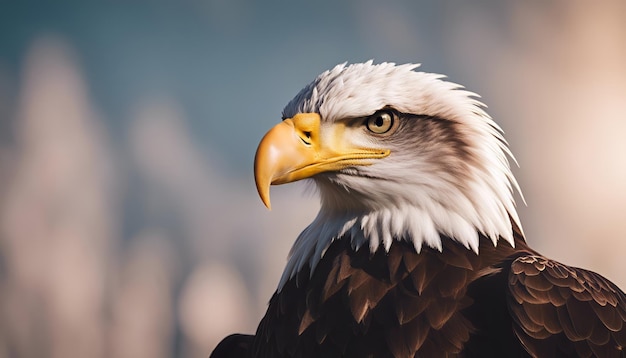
[0,1,625,357]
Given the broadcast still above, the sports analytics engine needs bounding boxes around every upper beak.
[253,113,389,209]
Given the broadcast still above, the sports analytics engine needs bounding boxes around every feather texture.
[508,255,626,357]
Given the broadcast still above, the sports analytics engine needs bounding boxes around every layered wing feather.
[508,255,626,357]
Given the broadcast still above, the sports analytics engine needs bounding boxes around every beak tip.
[261,195,272,210]
[255,178,272,210]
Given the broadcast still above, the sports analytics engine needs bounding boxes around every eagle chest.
[255,239,506,358]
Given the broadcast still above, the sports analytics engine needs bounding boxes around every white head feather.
[277,61,523,290]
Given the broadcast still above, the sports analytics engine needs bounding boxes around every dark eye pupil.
[375,116,384,127]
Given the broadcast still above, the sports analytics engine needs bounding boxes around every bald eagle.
[211,62,626,357]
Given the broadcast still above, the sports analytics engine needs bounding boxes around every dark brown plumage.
[212,224,626,357]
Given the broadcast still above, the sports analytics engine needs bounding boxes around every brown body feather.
[211,223,626,357]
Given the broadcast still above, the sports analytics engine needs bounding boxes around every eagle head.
[254,61,523,288]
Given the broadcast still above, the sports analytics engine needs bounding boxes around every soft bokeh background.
[0,1,625,357]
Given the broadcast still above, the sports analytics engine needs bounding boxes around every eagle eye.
[365,110,394,134]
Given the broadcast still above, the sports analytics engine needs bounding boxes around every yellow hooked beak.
[254,113,390,209]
